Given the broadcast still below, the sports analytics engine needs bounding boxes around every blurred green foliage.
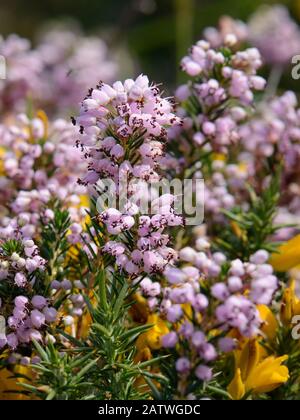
[0,0,299,90]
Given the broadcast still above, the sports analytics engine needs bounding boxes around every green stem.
[206,385,232,399]
[98,267,108,311]
[175,0,195,85]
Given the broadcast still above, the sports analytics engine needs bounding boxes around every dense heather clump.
[1,9,300,400]
[248,5,300,66]
[0,27,120,116]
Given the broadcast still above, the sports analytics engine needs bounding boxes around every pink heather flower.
[249,5,300,66]
[193,294,209,311]
[14,272,27,287]
[169,284,194,304]
[178,37,265,154]
[250,276,277,305]
[179,322,194,339]
[50,280,61,290]
[76,74,181,186]
[7,333,18,349]
[140,278,161,297]
[13,307,26,320]
[162,332,178,348]
[216,295,261,337]
[43,307,57,323]
[164,267,187,284]
[143,251,165,274]
[195,365,213,381]
[211,283,230,301]
[61,279,72,290]
[31,356,41,365]
[167,305,183,322]
[70,294,84,306]
[218,337,236,352]
[228,276,243,292]
[176,357,191,373]
[14,296,29,308]
[250,249,269,265]
[204,16,248,48]
[229,259,245,276]
[30,310,46,329]
[20,357,31,366]
[179,247,197,263]
[201,343,217,361]
[103,241,126,256]
[31,295,47,309]
[191,331,206,348]
[29,329,42,342]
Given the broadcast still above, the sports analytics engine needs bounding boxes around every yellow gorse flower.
[0,365,34,400]
[257,304,278,341]
[280,279,300,325]
[270,234,300,272]
[129,293,149,324]
[258,278,300,329]
[136,313,169,354]
[228,339,289,399]
[133,313,168,391]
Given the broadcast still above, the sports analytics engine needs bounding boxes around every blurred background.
[1,0,300,91]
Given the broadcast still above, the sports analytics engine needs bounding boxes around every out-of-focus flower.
[248,5,300,66]
[280,279,300,325]
[135,313,169,354]
[36,25,119,115]
[0,35,43,114]
[270,234,300,272]
[0,26,123,117]
[228,339,289,399]
[0,365,34,400]
[204,15,248,48]
[257,304,278,342]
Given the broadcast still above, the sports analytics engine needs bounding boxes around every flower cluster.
[2,8,300,401]
[0,26,120,117]
[0,218,58,350]
[203,16,248,48]
[240,91,300,170]
[0,35,42,114]
[75,75,183,275]
[139,246,277,338]
[36,26,119,115]
[0,220,46,286]
[1,295,57,350]
[202,5,300,68]
[248,5,300,66]
[76,74,182,184]
[0,112,87,234]
[203,156,250,222]
[102,203,182,275]
[175,38,265,154]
